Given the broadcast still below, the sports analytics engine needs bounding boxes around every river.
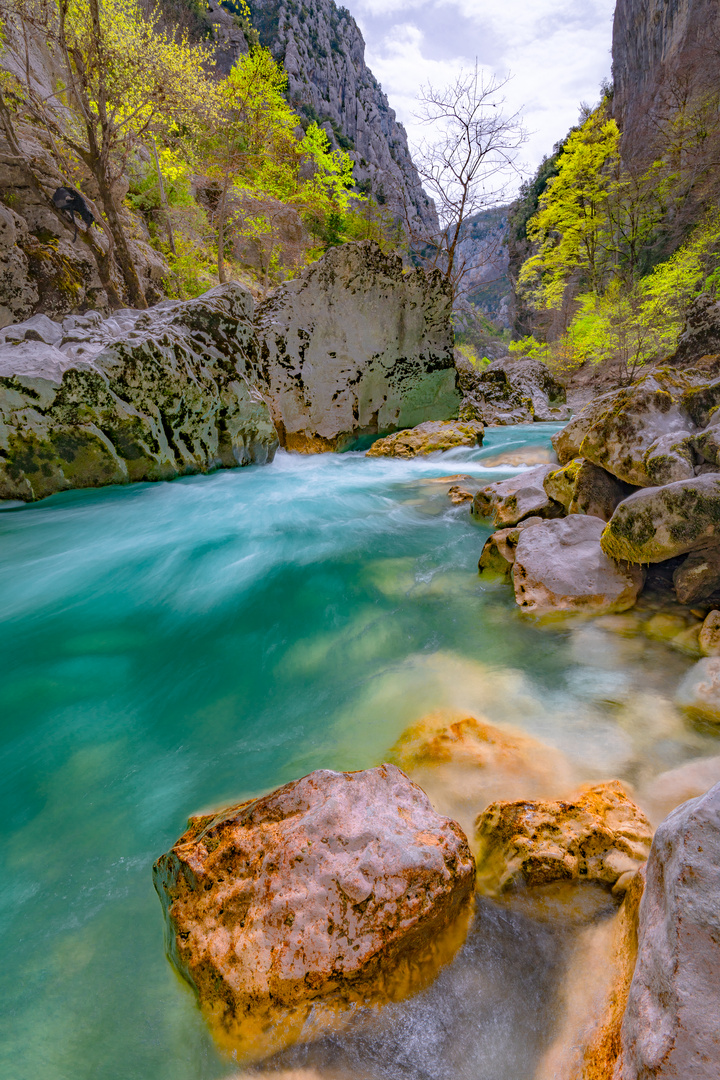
[1,423,715,1080]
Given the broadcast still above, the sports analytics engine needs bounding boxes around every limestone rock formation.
[474,781,653,897]
[640,756,720,823]
[477,516,545,578]
[472,464,562,527]
[614,782,720,1079]
[601,475,720,564]
[0,283,278,501]
[455,353,568,425]
[512,516,645,615]
[153,765,475,1061]
[699,610,720,654]
[366,419,483,459]
[252,242,459,451]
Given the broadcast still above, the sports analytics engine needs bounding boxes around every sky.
[353,0,616,183]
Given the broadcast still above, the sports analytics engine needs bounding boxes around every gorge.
[1,0,720,1079]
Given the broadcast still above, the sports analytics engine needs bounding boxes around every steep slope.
[245,0,438,238]
[612,0,720,150]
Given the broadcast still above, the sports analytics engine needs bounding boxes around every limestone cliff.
[245,0,438,239]
[612,0,720,153]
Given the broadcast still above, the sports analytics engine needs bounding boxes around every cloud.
[354,0,615,183]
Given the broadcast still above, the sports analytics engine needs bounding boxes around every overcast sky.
[353,0,616,185]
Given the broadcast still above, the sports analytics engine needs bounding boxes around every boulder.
[673,546,720,604]
[365,419,483,458]
[477,516,544,577]
[544,458,632,521]
[675,656,720,727]
[0,283,278,501]
[615,783,720,1079]
[252,242,460,451]
[474,781,653,897]
[672,291,720,366]
[699,609,720,655]
[471,464,562,526]
[601,475,720,564]
[552,372,713,487]
[153,765,475,1062]
[512,515,645,615]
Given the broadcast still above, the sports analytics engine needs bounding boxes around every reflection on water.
[1,424,718,1080]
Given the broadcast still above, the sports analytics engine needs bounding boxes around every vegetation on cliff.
[511,78,720,380]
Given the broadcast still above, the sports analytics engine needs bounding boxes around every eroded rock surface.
[153,765,475,1061]
[472,464,562,526]
[474,781,652,897]
[0,284,278,501]
[615,782,720,1079]
[366,419,483,459]
[252,242,459,451]
[513,516,645,615]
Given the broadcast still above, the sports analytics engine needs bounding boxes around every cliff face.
[246,0,438,238]
[612,0,720,156]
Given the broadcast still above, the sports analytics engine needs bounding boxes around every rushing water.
[1,424,717,1080]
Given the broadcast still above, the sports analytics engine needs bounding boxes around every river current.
[1,423,716,1080]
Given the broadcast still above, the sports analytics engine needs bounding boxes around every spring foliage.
[514,100,720,379]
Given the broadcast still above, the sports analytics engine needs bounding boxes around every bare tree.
[408,65,527,299]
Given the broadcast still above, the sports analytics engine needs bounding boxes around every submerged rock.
[253,242,460,451]
[615,782,720,1079]
[512,516,645,615]
[387,711,576,838]
[675,656,720,727]
[601,475,720,564]
[366,419,483,458]
[538,869,645,1080]
[0,284,278,501]
[472,464,562,526]
[474,781,652,896]
[153,765,474,1062]
[640,756,720,824]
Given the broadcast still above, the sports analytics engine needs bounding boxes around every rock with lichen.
[472,464,562,526]
[601,475,720,564]
[366,419,483,458]
[0,283,278,501]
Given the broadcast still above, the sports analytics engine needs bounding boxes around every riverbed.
[1,423,716,1080]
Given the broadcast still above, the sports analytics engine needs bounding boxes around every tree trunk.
[217,172,230,285]
[96,170,147,308]
[151,139,177,257]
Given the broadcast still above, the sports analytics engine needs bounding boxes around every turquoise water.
[0,424,715,1080]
